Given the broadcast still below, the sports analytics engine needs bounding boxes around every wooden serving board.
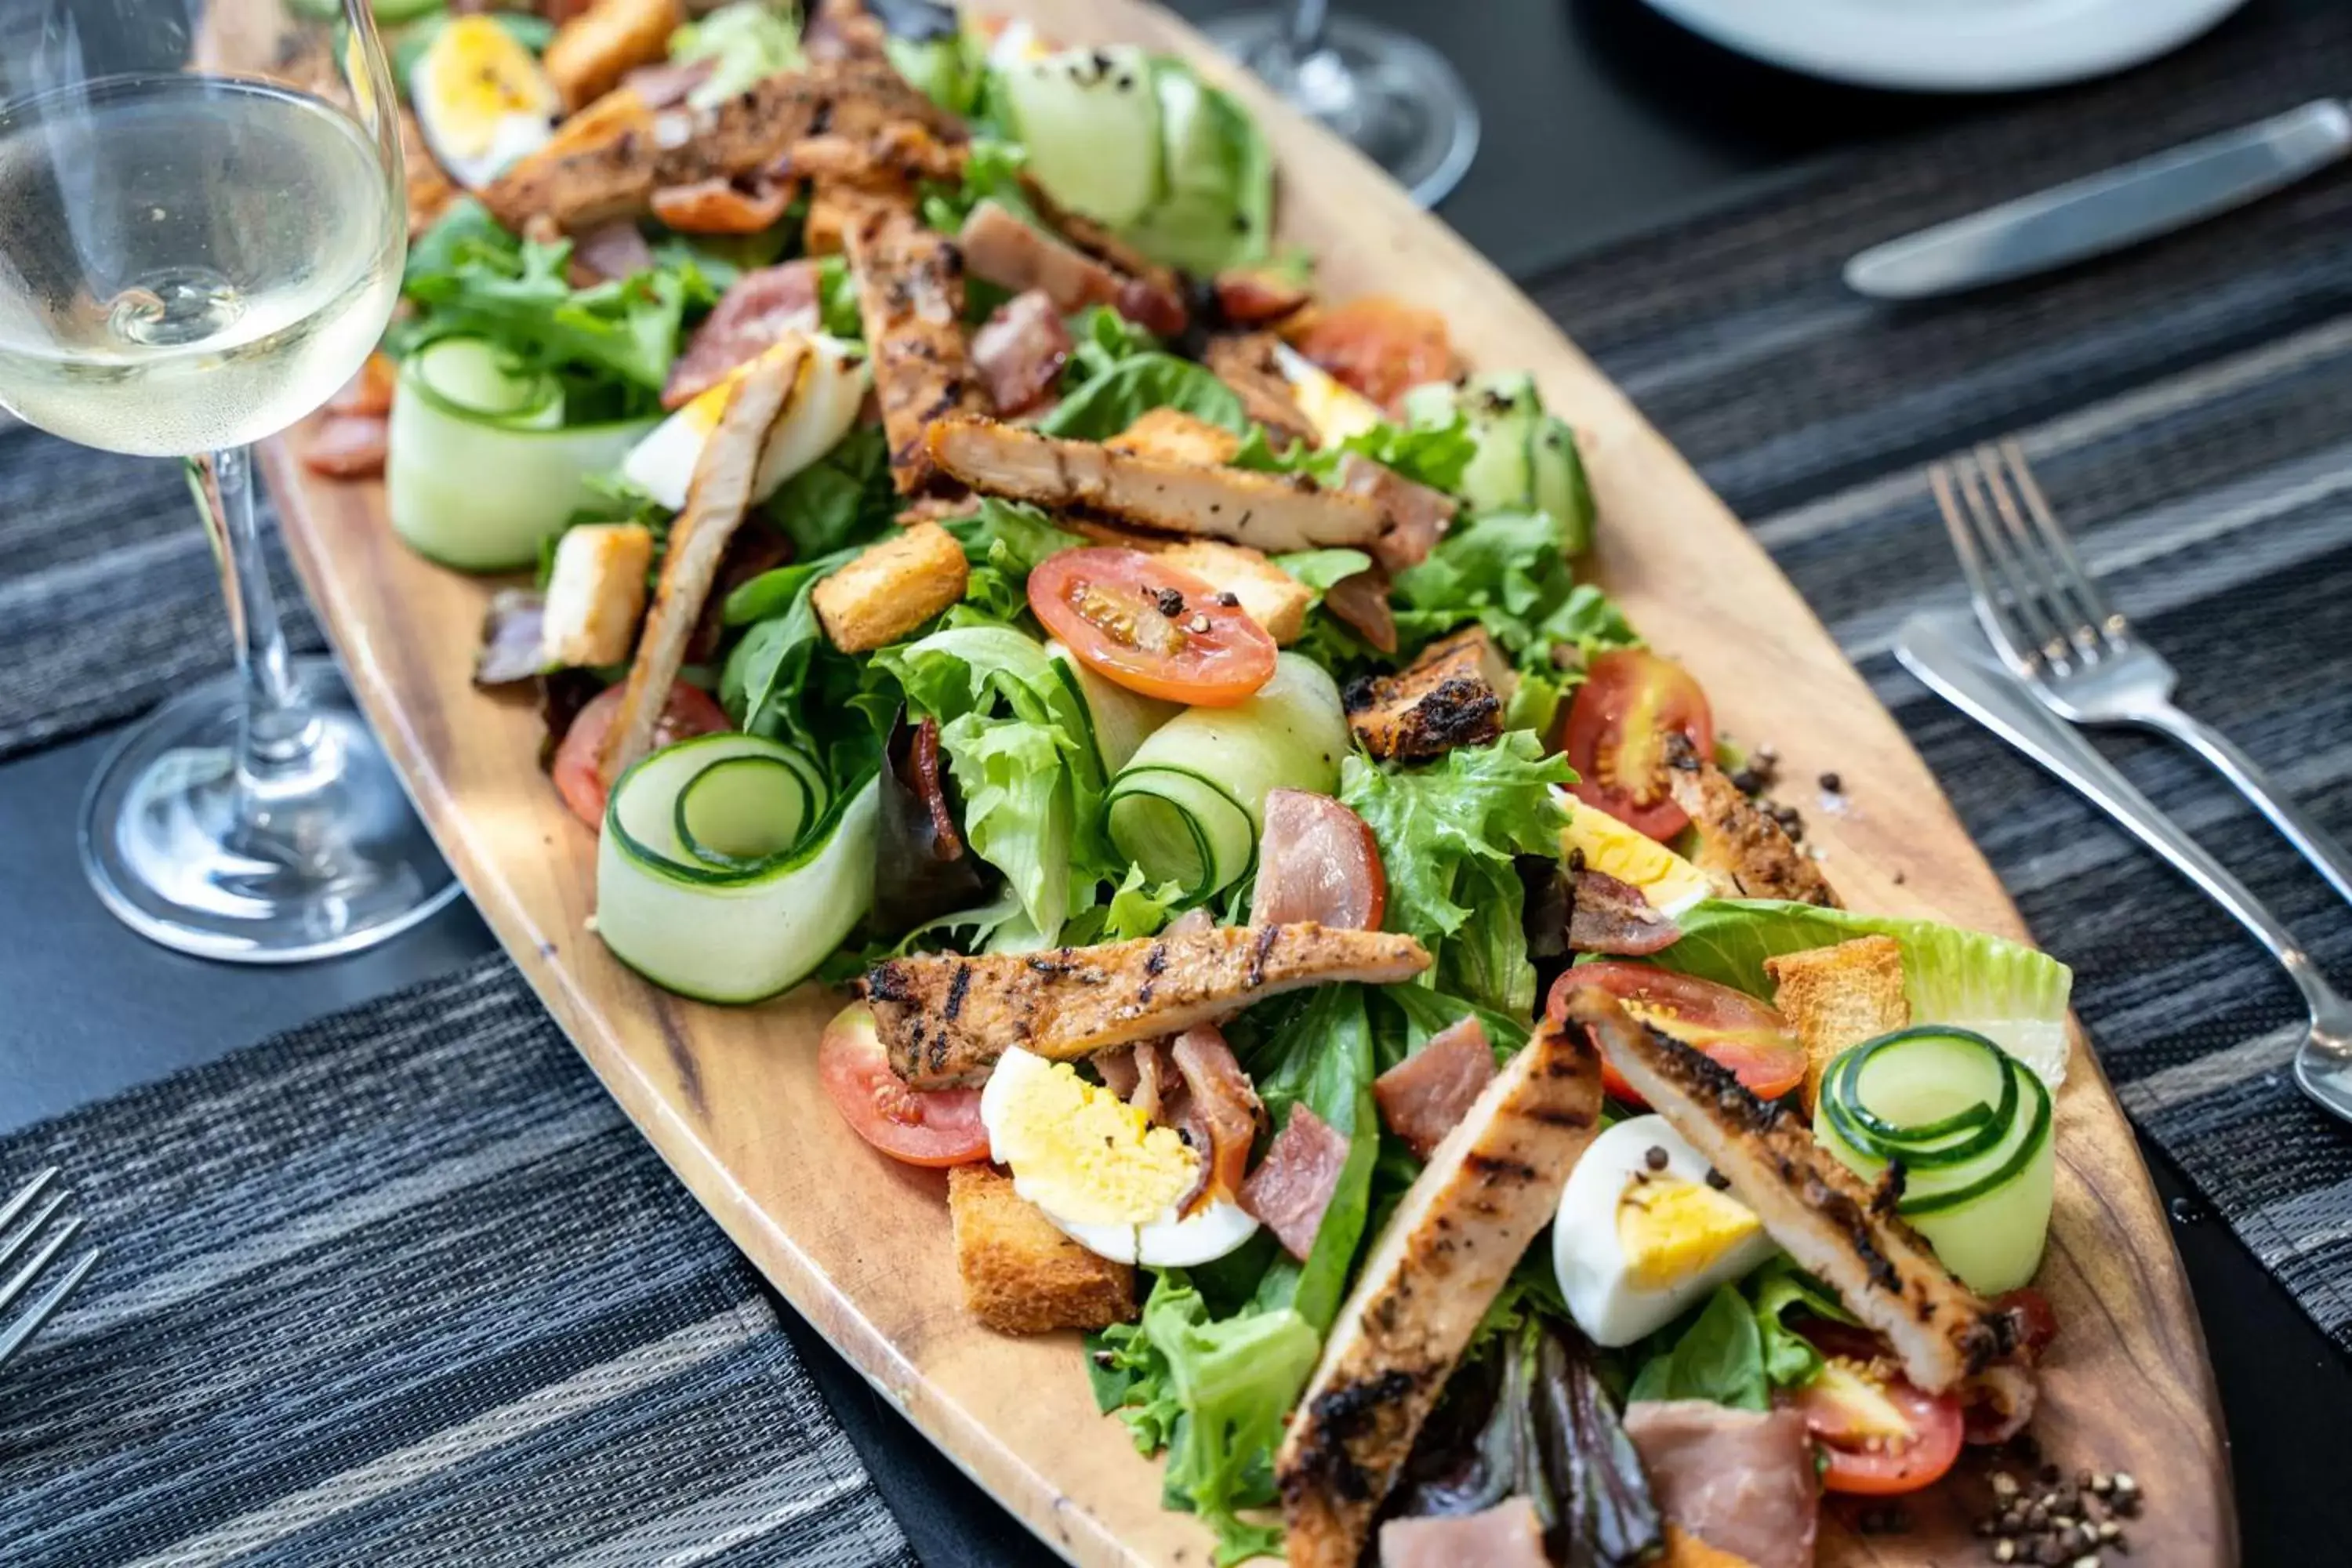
[264,2,2235,1561]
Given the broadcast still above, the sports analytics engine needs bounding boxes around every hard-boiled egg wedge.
[411,17,557,190]
[1557,789,1712,917]
[1272,340,1385,447]
[620,332,868,511]
[979,1047,1261,1267]
[1553,1113,1776,1346]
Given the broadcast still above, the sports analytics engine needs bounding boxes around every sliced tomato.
[818,1002,989,1166]
[1289,296,1456,409]
[1562,649,1715,842]
[1250,788,1387,930]
[1028,547,1277,706]
[551,680,731,829]
[1789,1352,1965,1496]
[1548,961,1806,1105]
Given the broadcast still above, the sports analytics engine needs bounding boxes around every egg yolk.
[1617,1174,1762,1290]
[994,1061,1198,1226]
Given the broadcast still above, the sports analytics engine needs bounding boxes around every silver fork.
[0,1167,100,1371]
[1932,439,2352,909]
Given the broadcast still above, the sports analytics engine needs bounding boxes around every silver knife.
[1845,99,2352,300]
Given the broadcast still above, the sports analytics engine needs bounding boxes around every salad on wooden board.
[299,1,2141,1562]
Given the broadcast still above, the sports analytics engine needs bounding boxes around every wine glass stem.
[1287,0,1330,58]
[189,445,321,788]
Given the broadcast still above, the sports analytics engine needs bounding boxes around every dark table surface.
[5,1,2347,1562]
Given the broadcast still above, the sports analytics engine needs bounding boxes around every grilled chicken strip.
[1276,1018,1604,1568]
[842,198,984,493]
[1664,733,1839,906]
[1343,626,1510,760]
[866,924,1431,1088]
[924,416,1386,554]
[1562,987,2002,1393]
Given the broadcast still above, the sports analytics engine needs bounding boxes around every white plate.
[1641,0,2248,93]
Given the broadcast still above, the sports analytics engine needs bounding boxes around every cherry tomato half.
[1562,649,1715,842]
[551,680,731,829]
[1028,547,1278,706]
[1289,296,1456,410]
[1789,1350,1965,1496]
[1548,961,1807,1105]
[818,1002,990,1167]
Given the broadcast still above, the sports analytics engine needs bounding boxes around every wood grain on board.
[262,2,2234,1561]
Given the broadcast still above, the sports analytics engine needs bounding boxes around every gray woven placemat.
[1531,4,2352,1351]
[0,421,322,762]
[0,956,915,1568]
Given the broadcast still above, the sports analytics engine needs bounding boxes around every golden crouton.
[544,0,682,113]
[811,521,969,653]
[1344,626,1509,760]
[1158,539,1312,645]
[1107,407,1243,467]
[541,522,654,668]
[1665,736,1841,908]
[1764,935,1910,1111]
[1659,1525,1759,1568]
[947,1164,1136,1334]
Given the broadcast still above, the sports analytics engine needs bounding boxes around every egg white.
[411,19,556,190]
[979,1047,1261,1268]
[620,331,865,511]
[1552,1113,1777,1347]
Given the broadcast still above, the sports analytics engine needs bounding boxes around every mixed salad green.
[328,2,2087,1562]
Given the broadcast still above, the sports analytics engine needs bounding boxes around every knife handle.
[1846,99,2352,300]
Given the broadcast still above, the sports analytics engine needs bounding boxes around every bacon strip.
[1372,1018,1496,1160]
[1240,1103,1349,1259]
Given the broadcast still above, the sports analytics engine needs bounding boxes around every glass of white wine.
[0,0,456,959]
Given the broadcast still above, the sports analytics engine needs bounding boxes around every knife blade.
[1845,99,2352,301]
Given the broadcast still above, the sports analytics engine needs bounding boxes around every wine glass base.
[1200,12,1480,209]
[79,657,461,964]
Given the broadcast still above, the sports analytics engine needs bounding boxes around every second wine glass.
[1202,0,1479,208]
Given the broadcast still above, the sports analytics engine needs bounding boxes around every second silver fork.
[1933,439,2352,909]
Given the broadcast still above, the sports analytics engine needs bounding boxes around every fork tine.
[0,1210,82,1319]
[1932,459,2031,670]
[1969,443,2085,671]
[0,1247,97,1370]
[1946,449,2067,673]
[1998,439,2127,652]
[0,1189,69,1279]
[0,1168,59,1239]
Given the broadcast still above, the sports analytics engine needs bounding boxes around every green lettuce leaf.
[1749,1258,1854,1391]
[886,29,984,117]
[942,497,1086,618]
[1040,352,1248,441]
[1627,1285,1768,1411]
[1654,900,2074,1085]
[868,622,1110,941]
[1239,985,1380,1334]
[813,254,863,339]
[1059,862,1189,946]
[400,199,710,405]
[1232,412,1477,496]
[918,136,1038,234]
[1340,733,1573,1017]
[760,425,895,558]
[1089,1272,1319,1566]
[1065,304,1160,386]
[670,0,804,107]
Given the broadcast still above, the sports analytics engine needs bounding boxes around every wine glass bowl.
[0,0,458,960]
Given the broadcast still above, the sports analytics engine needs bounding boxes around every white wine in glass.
[0,0,457,960]
[1202,0,1479,209]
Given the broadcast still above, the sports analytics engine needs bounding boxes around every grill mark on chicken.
[842,197,984,493]
[924,416,1386,554]
[1562,987,2005,1392]
[867,924,1430,1087]
[1276,1020,1604,1567]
